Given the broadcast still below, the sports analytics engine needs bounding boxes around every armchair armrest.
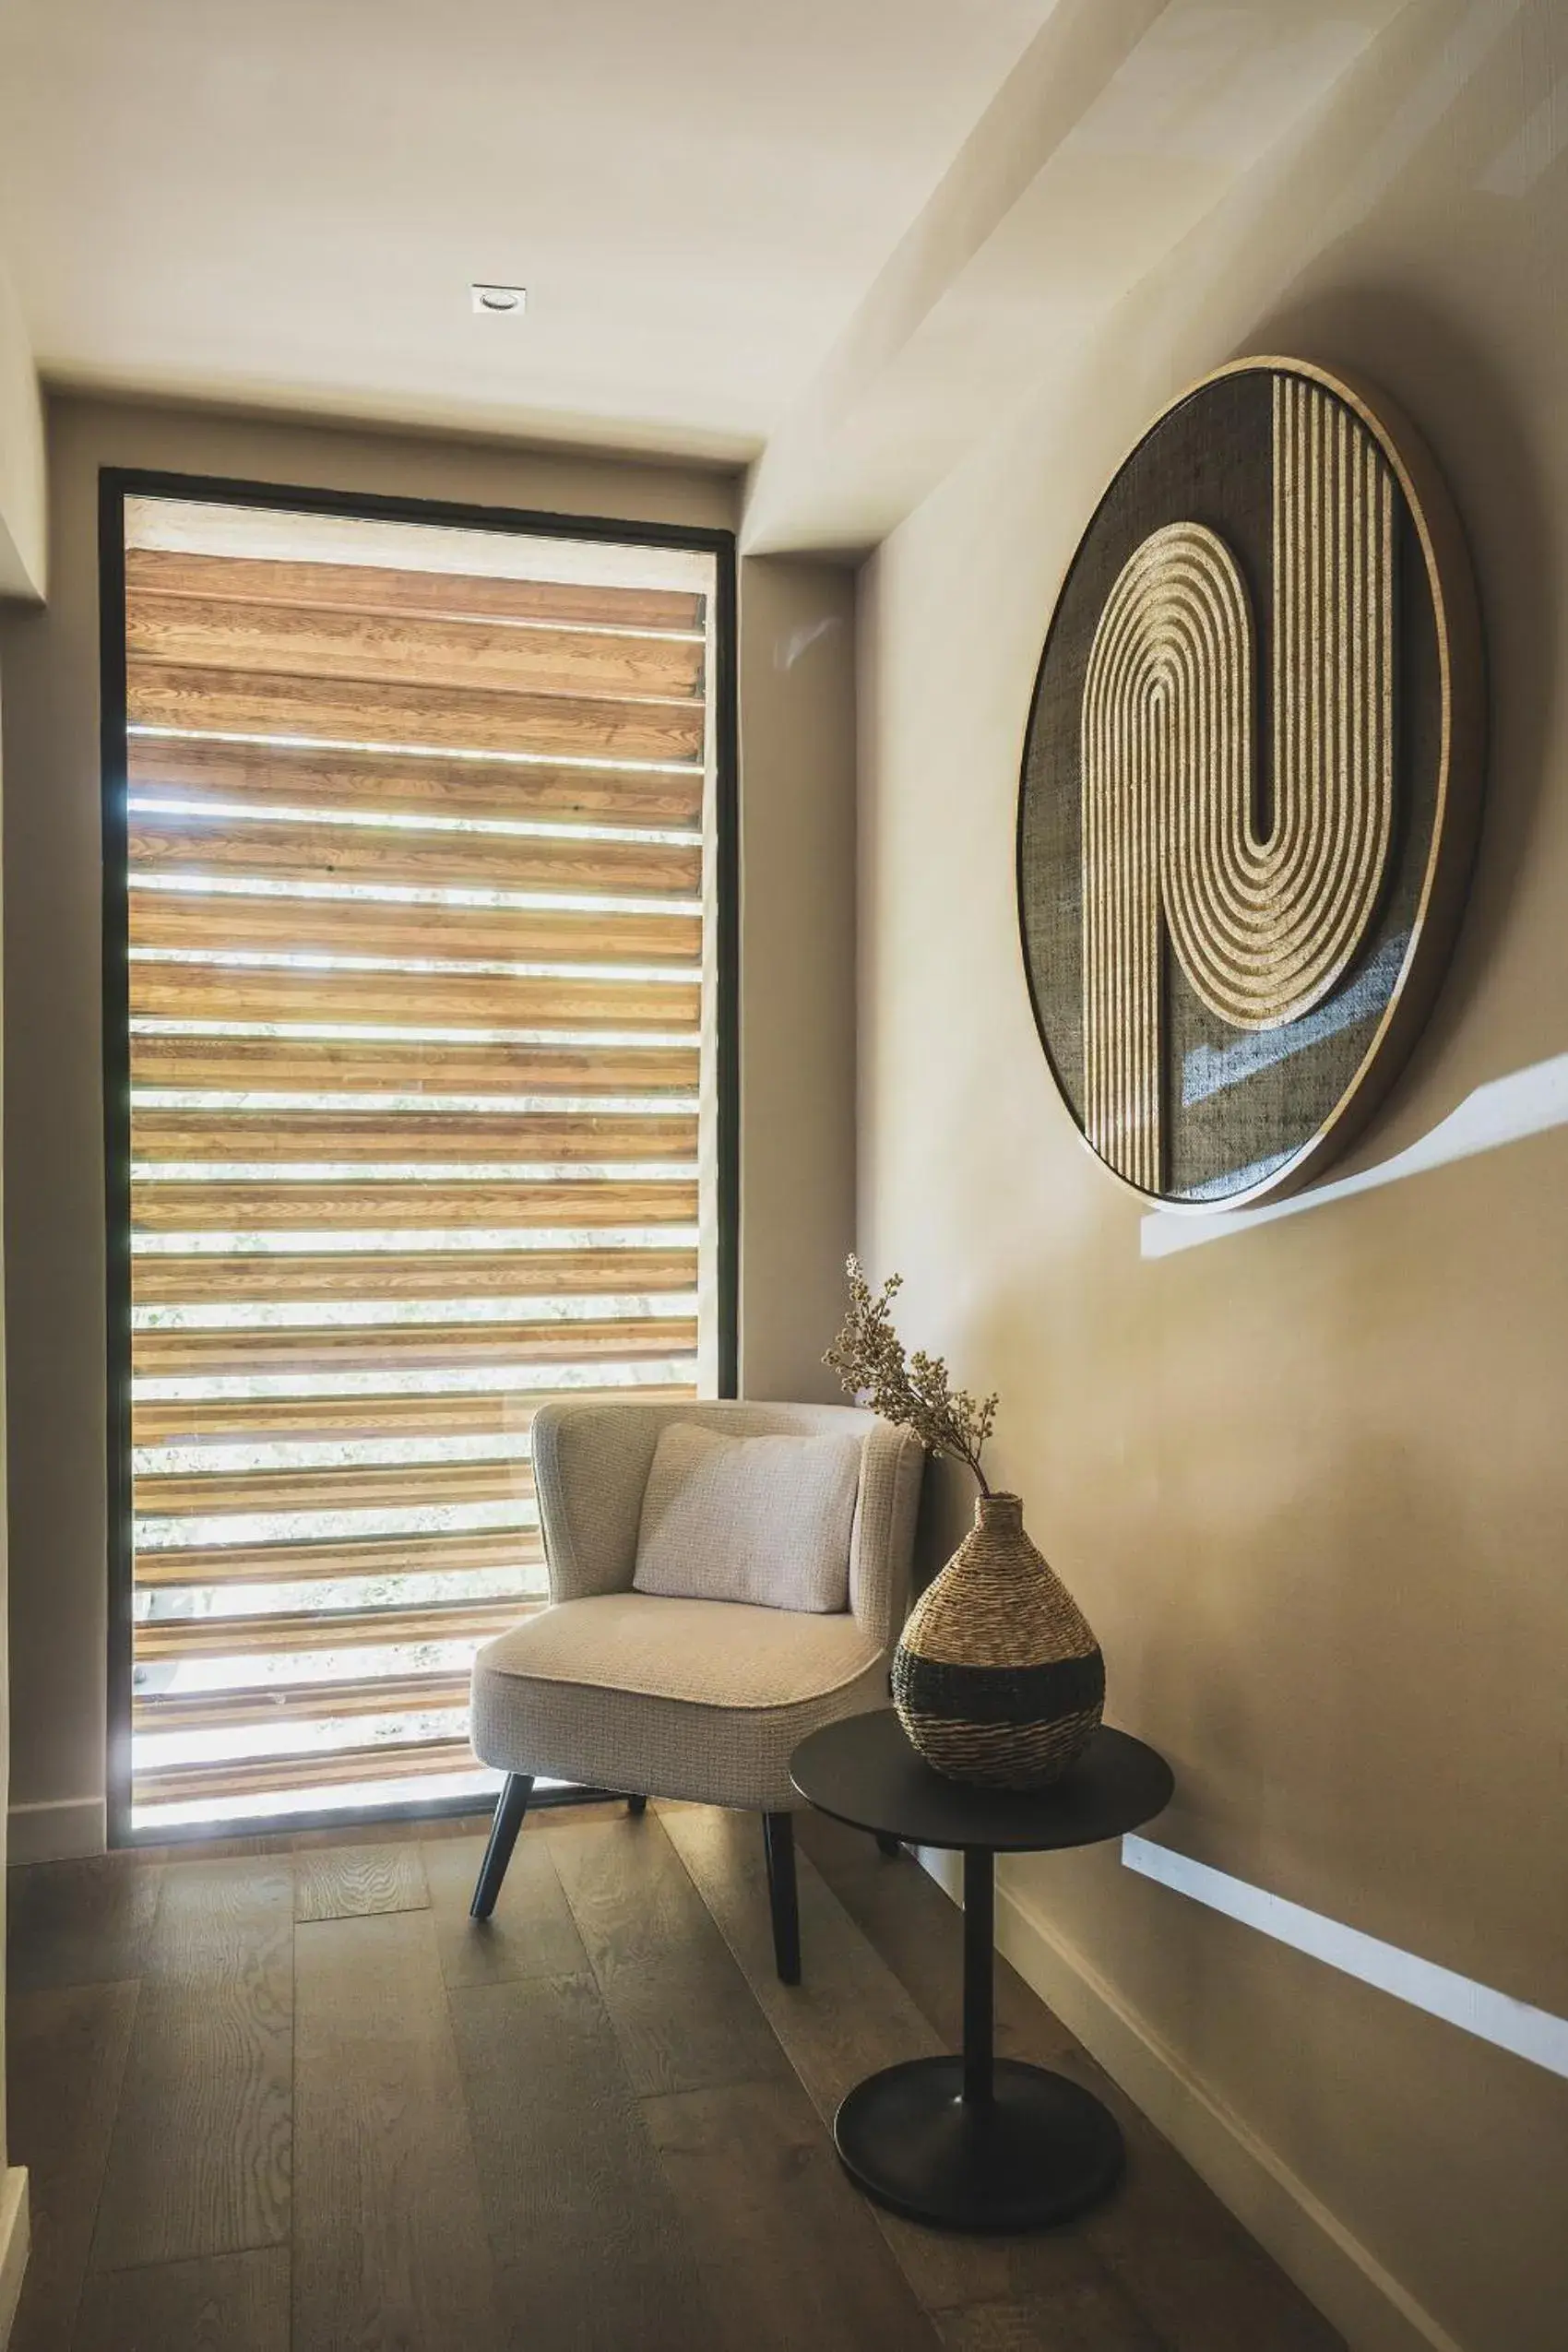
[849,1423,926,1651]
[530,1402,668,1600]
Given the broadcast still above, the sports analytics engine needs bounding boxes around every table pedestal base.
[833,2057,1123,2233]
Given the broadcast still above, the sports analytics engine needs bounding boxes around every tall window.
[104,481,732,1838]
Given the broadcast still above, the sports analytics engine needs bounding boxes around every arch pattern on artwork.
[1081,377,1396,1192]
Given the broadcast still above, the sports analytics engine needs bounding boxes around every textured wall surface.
[0,258,43,600]
[856,6,1568,2347]
[737,555,858,1401]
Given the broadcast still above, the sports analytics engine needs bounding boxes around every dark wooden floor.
[6,1800,1343,2351]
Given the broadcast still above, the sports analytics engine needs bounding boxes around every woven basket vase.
[891,1491,1104,1789]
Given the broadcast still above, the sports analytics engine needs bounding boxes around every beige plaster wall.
[0,667,22,2296]
[0,260,44,601]
[736,556,857,1400]
[855,6,1568,2349]
[0,395,845,1854]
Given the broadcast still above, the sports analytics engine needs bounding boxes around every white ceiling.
[0,0,1051,461]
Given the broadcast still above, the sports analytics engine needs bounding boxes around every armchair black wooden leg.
[626,1793,648,1817]
[470,1773,533,1919]
[762,1811,801,1986]
[874,1832,902,1859]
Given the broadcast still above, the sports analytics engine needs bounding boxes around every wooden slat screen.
[122,505,716,1828]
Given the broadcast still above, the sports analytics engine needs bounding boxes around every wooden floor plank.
[422,1832,589,1989]
[645,2075,942,2352]
[89,1858,293,2271]
[292,1909,503,2352]
[5,1981,138,2352]
[663,1805,1135,2318]
[293,1841,428,1922]
[3,1809,1345,2352]
[288,1812,482,1849]
[796,1812,1079,2063]
[448,1967,719,2352]
[1082,2130,1347,2352]
[798,1817,1341,2350]
[933,2278,1163,2352]
[547,1812,790,2097]
[107,1835,292,1866]
[662,1804,943,2103]
[6,1859,162,1995]
[73,2248,291,2352]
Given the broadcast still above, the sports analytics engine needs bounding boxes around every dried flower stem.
[824,1257,999,1492]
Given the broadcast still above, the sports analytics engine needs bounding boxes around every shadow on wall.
[1141,1051,1568,1257]
[909,1451,974,1600]
[1253,279,1560,1159]
[1139,271,1566,1241]
[1231,0,1568,1156]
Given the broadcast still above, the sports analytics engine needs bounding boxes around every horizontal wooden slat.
[131,1178,699,1230]
[128,813,703,901]
[130,1384,696,1444]
[128,593,705,702]
[131,1735,484,1808]
[125,547,704,633]
[129,885,699,969]
[121,532,717,1823]
[130,1033,698,1098]
[130,1108,697,1164]
[130,960,701,1033]
[126,662,706,764]
[134,1670,473,1732]
[131,1527,540,1589]
[132,1316,697,1377]
[128,734,706,829]
[132,1246,698,1305]
[134,1598,523,1659]
[136,1455,536,1519]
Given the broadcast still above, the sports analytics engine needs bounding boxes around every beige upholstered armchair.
[468,1399,924,1981]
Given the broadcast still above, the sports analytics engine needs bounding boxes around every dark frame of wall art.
[1015,355,1485,1212]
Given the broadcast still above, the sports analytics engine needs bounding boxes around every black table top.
[790,1711,1173,1854]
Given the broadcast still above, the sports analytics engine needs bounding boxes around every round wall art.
[1016,356,1484,1209]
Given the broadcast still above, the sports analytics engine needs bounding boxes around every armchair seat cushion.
[470,1593,887,1811]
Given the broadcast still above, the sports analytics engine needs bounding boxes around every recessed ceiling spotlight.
[471,282,527,316]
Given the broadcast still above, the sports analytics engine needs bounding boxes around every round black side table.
[790,1710,1173,2234]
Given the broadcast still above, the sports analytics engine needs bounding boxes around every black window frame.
[100,464,740,1848]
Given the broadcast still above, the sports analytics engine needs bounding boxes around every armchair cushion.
[469,1593,886,1811]
[632,1421,860,1613]
[529,1400,924,1651]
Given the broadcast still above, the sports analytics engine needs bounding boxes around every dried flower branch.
[825,1257,999,1492]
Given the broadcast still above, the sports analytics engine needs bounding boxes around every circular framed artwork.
[1016,356,1484,1210]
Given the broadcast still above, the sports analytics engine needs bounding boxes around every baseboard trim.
[0,2168,29,2348]
[7,1794,105,1865]
[918,1847,1464,2352]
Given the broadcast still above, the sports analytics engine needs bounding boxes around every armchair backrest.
[530,1399,924,1652]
